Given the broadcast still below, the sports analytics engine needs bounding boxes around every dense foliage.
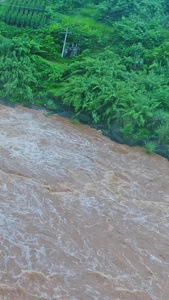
[1,0,169,156]
[2,0,48,27]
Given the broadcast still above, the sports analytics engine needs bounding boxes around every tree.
[0,36,37,102]
[96,0,136,23]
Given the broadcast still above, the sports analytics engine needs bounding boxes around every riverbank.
[1,98,169,161]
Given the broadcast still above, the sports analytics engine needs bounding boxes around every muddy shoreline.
[1,99,169,161]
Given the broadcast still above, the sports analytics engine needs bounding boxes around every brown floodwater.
[0,105,169,300]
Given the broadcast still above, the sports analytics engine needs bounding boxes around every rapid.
[0,105,169,300]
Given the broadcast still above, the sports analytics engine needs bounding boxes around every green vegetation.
[2,0,49,28]
[71,118,80,125]
[44,112,52,117]
[144,141,156,154]
[0,0,169,157]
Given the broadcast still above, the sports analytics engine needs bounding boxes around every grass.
[62,14,112,35]
[71,118,80,125]
[44,112,52,117]
[144,141,156,154]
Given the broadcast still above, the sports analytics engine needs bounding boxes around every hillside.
[0,0,169,156]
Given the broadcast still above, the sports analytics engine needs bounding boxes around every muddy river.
[0,105,169,300]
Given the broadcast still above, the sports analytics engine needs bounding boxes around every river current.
[0,105,169,300]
